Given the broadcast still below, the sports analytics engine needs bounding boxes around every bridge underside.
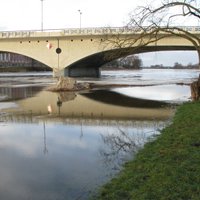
[64,45,196,77]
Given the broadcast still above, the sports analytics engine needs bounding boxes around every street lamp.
[41,0,44,31]
[78,9,82,29]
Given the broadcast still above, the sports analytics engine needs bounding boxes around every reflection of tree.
[100,128,145,171]
[102,128,139,154]
[100,123,164,172]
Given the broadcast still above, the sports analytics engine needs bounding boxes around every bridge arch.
[64,45,196,77]
[0,51,51,72]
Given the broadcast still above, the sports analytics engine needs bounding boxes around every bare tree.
[103,0,200,66]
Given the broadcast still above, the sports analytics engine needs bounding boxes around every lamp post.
[78,9,82,29]
[41,0,44,31]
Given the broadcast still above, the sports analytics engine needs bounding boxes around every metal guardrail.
[0,26,200,38]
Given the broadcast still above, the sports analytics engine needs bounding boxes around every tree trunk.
[197,49,200,69]
[190,76,200,101]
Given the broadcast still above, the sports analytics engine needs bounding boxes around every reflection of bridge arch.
[4,89,173,121]
[80,89,170,108]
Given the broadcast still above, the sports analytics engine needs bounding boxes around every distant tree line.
[148,62,199,69]
[102,55,142,69]
[173,62,199,69]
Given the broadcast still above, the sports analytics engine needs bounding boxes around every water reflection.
[0,69,196,200]
[0,121,100,200]
[0,84,174,199]
[1,88,173,121]
[81,89,170,108]
[0,117,167,200]
[0,86,43,101]
[112,84,191,102]
[43,122,48,155]
[99,121,166,173]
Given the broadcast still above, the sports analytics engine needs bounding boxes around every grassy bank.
[96,101,200,200]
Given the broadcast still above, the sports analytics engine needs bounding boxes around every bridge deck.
[0,26,200,39]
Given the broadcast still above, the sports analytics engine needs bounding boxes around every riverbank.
[95,101,200,200]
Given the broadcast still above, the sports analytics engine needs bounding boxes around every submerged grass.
[95,101,200,200]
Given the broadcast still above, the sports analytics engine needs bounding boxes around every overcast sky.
[0,0,140,30]
[0,0,198,66]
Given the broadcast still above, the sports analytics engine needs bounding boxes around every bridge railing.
[0,26,200,38]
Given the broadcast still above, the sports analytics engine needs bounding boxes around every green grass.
[95,101,200,200]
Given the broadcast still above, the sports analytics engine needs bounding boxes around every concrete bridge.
[0,26,199,77]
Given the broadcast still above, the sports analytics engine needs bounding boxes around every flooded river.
[0,69,199,200]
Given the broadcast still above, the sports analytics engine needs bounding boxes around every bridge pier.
[64,67,100,78]
[53,68,65,78]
